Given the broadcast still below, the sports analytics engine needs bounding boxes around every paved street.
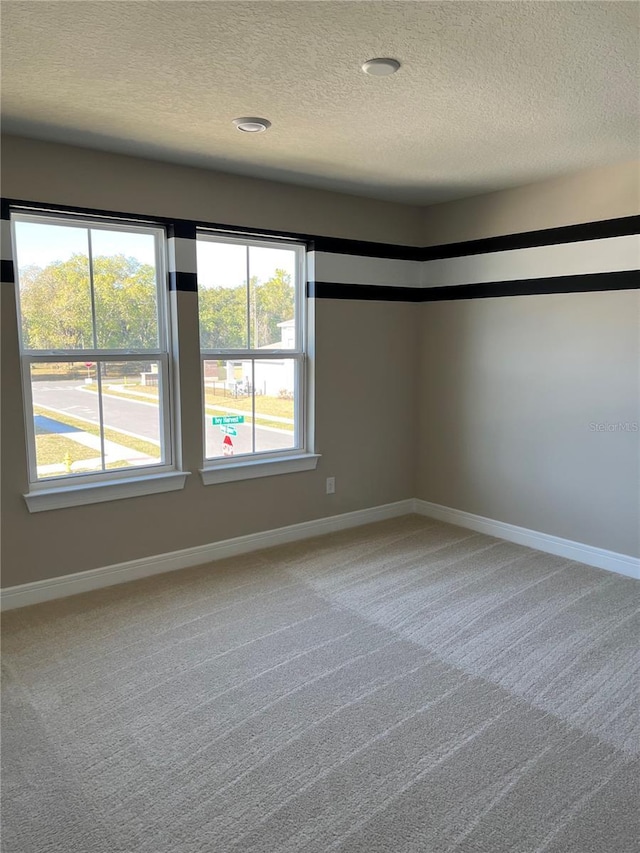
[32,380,161,441]
[32,380,295,458]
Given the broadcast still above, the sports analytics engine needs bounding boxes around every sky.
[14,220,297,290]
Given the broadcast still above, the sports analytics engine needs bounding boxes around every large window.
[12,212,173,487]
[9,206,316,509]
[196,232,306,468]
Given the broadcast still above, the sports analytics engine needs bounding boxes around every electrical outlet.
[326,477,336,494]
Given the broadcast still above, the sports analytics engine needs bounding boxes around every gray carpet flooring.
[2,515,639,852]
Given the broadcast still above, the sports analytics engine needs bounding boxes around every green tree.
[198,283,248,349]
[253,269,294,347]
[20,254,296,354]
[19,253,158,350]
[198,269,294,350]
[93,254,158,349]
[19,255,93,349]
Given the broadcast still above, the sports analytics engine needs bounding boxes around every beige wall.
[1,136,420,586]
[417,163,640,557]
[421,159,640,245]
[418,292,639,556]
[2,294,419,586]
[0,136,423,245]
[1,135,637,590]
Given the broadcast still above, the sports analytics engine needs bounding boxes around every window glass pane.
[31,362,102,479]
[197,240,248,349]
[91,229,160,350]
[14,220,93,350]
[249,246,297,349]
[203,359,254,459]
[252,357,297,453]
[203,357,297,459]
[15,213,171,487]
[99,361,163,469]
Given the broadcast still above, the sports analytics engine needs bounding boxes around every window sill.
[23,470,190,513]
[199,453,320,485]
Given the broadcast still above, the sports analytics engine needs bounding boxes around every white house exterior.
[242,319,295,397]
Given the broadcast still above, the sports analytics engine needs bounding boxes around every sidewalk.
[37,427,156,476]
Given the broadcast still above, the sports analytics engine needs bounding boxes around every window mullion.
[87,228,99,351]
[295,356,303,450]
[95,361,107,472]
[246,244,251,349]
[251,359,256,454]
[87,229,107,471]
[24,350,167,361]
[201,350,303,360]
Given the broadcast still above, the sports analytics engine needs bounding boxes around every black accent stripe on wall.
[307,281,423,301]
[309,281,413,300]
[169,271,198,292]
[310,237,420,261]
[1,199,10,220]
[419,216,640,261]
[419,269,639,301]
[310,270,639,302]
[1,259,15,282]
[6,197,636,263]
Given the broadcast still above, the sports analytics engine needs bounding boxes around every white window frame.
[11,210,188,511]
[197,231,318,484]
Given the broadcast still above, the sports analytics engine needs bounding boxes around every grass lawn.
[204,389,294,420]
[35,433,97,467]
[33,406,160,461]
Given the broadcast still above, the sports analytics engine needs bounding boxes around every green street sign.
[212,415,245,425]
[220,426,237,436]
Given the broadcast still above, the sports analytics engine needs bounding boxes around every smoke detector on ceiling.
[361,58,401,76]
[233,117,271,133]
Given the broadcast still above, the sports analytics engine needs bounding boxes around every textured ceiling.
[1,1,638,204]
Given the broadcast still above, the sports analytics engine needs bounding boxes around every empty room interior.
[1,2,639,852]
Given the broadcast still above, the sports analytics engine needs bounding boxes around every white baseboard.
[3,496,636,611]
[0,499,415,611]
[414,499,639,580]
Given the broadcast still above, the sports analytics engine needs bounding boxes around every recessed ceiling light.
[361,58,401,77]
[232,117,271,133]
